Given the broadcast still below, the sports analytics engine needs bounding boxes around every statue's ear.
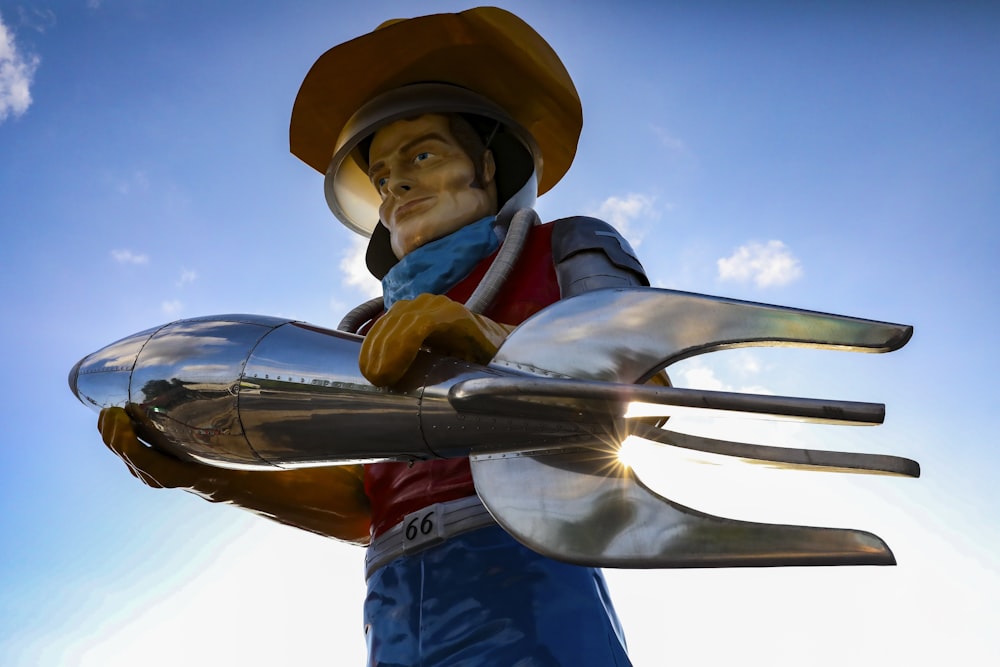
[481,149,497,187]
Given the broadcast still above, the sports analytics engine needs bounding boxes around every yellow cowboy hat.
[289,7,582,244]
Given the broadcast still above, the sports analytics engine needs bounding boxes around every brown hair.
[447,114,494,188]
[360,113,495,188]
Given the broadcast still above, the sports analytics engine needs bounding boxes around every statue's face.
[368,114,497,259]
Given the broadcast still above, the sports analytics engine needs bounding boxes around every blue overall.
[363,526,632,666]
[364,217,645,665]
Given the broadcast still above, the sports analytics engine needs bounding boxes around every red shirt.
[364,222,560,538]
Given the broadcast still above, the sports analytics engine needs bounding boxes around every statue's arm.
[99,407,371,544]
[551,216,649,297]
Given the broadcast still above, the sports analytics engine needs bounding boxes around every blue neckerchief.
[381,216,499,308]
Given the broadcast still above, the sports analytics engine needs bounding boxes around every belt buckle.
[400,503,446,554]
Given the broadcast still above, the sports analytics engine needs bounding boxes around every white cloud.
[17,7,56,33]
[111,249,149,265]
[589,193,659,245]
[717,240,802,288]
[339,234,382,299]
[736,354,762,376]
[114,170,150,195]
[161,299,182,316]
[87,0,104,9]
[680,364,730,392]
[0,12,40,122]
[650,124,687,153]
[176,268,197,287]
[672,354,774,397]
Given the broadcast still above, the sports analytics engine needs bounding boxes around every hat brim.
[289,7,582,198]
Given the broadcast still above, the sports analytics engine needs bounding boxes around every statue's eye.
[377,176,388,189]
[414,152,431,162]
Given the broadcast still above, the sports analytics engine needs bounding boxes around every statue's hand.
[98,406,202,489]
[98,407,371,543]
[359,293,514,387]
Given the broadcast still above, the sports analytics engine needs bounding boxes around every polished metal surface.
[68,323,167,411]
[492,287,912,383]
[470,287,913,567]
[452,376,919,476]
[236,321,425,466]
[70,288,916,567]
[70,316,599,469]
[450,375,887,425]
[629,423,920,477]
[72,315,292,466]
[470,449,895,567]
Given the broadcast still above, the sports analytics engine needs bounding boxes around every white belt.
[365,495,496,580]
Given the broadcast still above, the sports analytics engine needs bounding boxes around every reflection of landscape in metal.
[472,445,892,568]
[69,288,918,568]
[470,287,916,568]
[69,314,601,468]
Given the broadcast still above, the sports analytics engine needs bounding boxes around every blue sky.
[2,1,998,665]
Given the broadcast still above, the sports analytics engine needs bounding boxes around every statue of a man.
[99,7,648,664]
